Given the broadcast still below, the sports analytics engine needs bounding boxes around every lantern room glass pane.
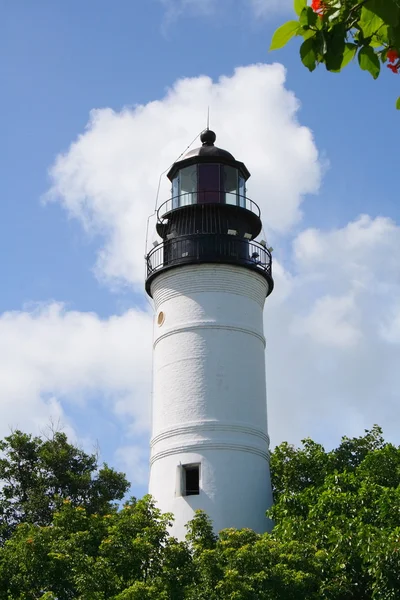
[224,166,238,205]
[180,165,197,206]
[238,176,246,208]
[198,164,221,203]
[172,176,179,209]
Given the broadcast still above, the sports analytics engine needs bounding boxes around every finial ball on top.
[200,129,216,146]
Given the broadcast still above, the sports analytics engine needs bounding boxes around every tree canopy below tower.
[0,425,399,598]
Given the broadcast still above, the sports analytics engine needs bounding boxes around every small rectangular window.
[183,464,200,496]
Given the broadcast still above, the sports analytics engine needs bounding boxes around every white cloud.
[0,303,152,443]
[46,63,321,290]
[158,0,293,21]
[266,215,400,447]
[380,305,400,344]
[115,444,149,487]
[249,0,292,18]
[291,293,361,348]
[293,214,400,284]
[159,0,217,22]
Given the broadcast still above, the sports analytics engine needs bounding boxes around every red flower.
[387,63,399,73]
[311,0,327,16]
[387,49,399,63]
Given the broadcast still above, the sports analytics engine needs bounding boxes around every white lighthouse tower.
[145,130,274,540]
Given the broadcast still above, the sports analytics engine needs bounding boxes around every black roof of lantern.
[167,129,251,181]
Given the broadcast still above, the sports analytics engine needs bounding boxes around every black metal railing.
[146,233,272,284]
[157,192,261,222]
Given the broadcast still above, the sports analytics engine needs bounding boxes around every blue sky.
[2,0,400,499]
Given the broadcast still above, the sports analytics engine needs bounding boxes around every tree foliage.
[270,425,400,598]
[0,425,399,598]
[0,430,129,544]
[270,0,400,108]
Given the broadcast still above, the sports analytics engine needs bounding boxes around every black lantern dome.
[167,129,249,181]
[176,129,235,162]
[145,130,273,296]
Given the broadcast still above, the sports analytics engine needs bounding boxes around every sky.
[2,0,400,499]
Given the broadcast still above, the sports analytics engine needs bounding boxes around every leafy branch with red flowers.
[270,0,400,108]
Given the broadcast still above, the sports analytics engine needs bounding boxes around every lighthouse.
[145,130,274,540]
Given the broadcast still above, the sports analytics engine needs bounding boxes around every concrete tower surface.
[145,130,274,540]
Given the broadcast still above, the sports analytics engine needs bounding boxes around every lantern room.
[167,129,249,209]
[145,129,273,297]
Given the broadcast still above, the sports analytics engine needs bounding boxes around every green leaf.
[341,43,358,69]
[300,38,317,71]
[294,0,306,17]
[358,46,381,78]
[388,24,400,48]
[360,7,385,38]
[370,27,388,47]
[366,0,399,27]
[330,43,358,72]
[270,20,301,50]
[396,96,400,109]
[325,23,346,71]
[303,28,317,41]
[299,6,318,28]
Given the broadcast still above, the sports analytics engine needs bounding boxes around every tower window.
[183,464,200,496]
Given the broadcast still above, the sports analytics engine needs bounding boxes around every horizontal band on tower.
[154,322,266,348]
[151,264,268,309]
[150,440,270,466]
[151,421,270,447]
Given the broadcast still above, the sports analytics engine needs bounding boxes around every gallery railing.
[157,192,261,222]
[146,233,272,282]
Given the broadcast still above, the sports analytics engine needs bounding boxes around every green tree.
[0,430,129,544]
[0,426,399,598]
[0,496,193,600]
[270,0,400,108]
[270,425,400,598]
[185,513,323,600]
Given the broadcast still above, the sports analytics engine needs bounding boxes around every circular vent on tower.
[157,311,165,326]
